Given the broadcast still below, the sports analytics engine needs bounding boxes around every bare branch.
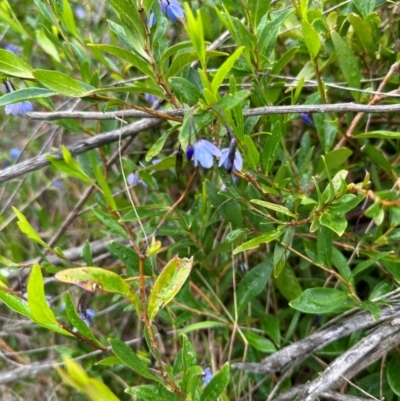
[274,385,374,401]
[27,103,400,120]
[295,319,400,401]
[233,302,400,373]
[0,118,161,183]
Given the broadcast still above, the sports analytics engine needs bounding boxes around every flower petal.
[234,150,243,171]
[200,140,222,157]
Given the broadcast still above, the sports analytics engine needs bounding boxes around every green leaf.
[262,120,282,173]
[248,0,271,28]
[182,334,197,370]
[200,362,230,401]
[331,31,362,100]
[353,0,376,18]
[302,20,320,59]
[109,338,163,383]
[355,130,400,139]
[243,135,260,169]
[206,180,243,228]
[259,9,292,55]
[273,264,302,301]
[243,331,276,353]
[88,44,155,79]
[327,194,365,215]
[363,144,393,176]
[61,0,77,36]
[261,314,281,347]
[290,288,349,314]
[126,384,182,401]
[93,164,117,210]
[81,240,94,266]
[148,256,193,322]
[92,209,129,238]
[182,365,203,399]
[145,128,174,162]
[12,207,49,248]
[0,87,56,106]
[169,77,203,104]
[217,90,250,111]
[106,241,143,276]
[349,13,373,54]
[0,286,34,320]
[236,259,273,313]
[56,359,120,401]
[316,147,353,174]
[317,226,333,268]
[251,199,297,218]
[387,354,400,396]
[28,264,71,335]
[64,292,102,346]
[211,47,244,95]
[33,69,89,97]
[233,229,283,254]
[184,4,206,67]
[319,212,347,236]
[179,321,226,334]
[0,49,33,78]
[46,146,94,184]
[108,0,145,43]
[55,267,141,313]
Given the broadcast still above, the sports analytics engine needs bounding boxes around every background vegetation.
[1,0,400,400]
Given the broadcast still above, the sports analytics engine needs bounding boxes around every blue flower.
[5,44,20,55]
[186,144,194,161]
[52,179,63,189]
[144,93,158,107]
[73,308,96,332]
[193,139,222,169]
[300,113,313,125]
[202,367,213,384]
[3,80,33,115]
[9,148,21,160]
[127,172,148,187]
[218,147,243,172]
[159,0,184,22]
[148,12,156,27]
[75,6,86,20]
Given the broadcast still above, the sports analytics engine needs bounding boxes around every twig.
[345,61,400,137]
[295,319,400,401]
[27,102,400,120]
[274,385,375,401]
[0,118,161,183]
[232,302,400,373]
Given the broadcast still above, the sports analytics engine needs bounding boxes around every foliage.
[0,0,400,400]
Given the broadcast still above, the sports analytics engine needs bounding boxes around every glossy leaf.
[244,331,276,353]
[236,259,273,313]
[290,288,349,314]
[0,87,55,106]
[331,31,361,100]
[28,264,71,335]
[148,256,193,322]
[0,49,33,78]
[233,229,283,254]
[64,292,102,346]
[211,47,244,95]
[55,267,141,312]
[387,354,400,396]
[200,362,230,401]
[302,20,320,59]
[12,207,49,248]
[109,338,163,383]
[33,69,90,97]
